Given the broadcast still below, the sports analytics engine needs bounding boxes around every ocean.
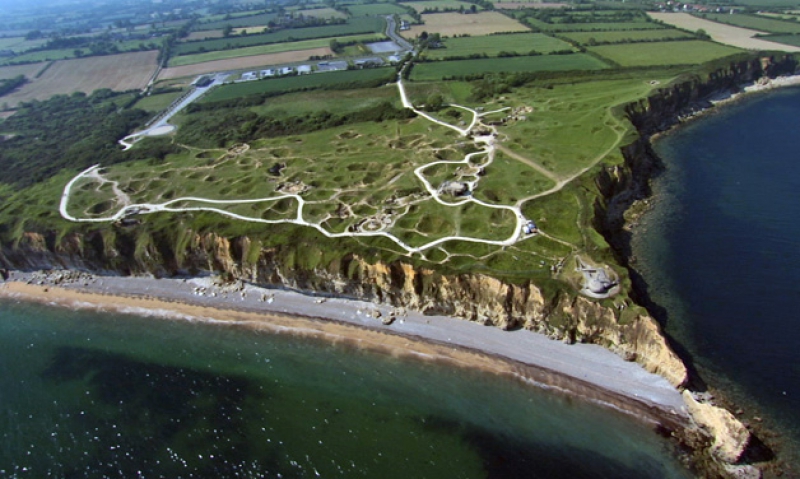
[0,300,691,478]
[633,86,800,472]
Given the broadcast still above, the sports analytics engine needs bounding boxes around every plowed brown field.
[1,51,159,106]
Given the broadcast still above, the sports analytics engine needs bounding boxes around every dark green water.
[634,87,800,470]
[0,300,691,478]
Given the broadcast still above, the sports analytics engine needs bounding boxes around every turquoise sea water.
[634,87,800,471]
[0,300,691,478]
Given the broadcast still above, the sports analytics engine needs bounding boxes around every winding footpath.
[61,69,560,256]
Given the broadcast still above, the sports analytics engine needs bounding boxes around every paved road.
[385,15,414,52]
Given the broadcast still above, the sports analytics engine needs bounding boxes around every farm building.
[296,65,312,74]
[261,69,276,77]
[317,60,348,72]
[280,66,294,75]
[241,71,258,80]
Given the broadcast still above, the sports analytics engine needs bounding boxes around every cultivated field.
[410,54,608,80]
[159,48,332,80]
[346,4,407,15]
[401,1,483,12]
[700,13,800,34]
[524,18,664,32]
[2,51,158,106]
[423,33,573,59]
[295,7,347,19]
[402,12,530,37]
[560,29,695,45]
[495,3,569,9]
[649,13,800,52]
[176,18,384,56]
[195,13,279,31]
[0,62,47,80]
[169,35,378,67]
[0,37,48,53]
[588,40,742,67]
[758,34,800,47]
[183,30,224,41]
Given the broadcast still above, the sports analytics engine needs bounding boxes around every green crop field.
[758,33,800,46]
[423,33,574,59]
[698,13,800,34]
[175,17,385,56]
[560,29,695,45]
[195,13,279,31]
[410,54,609,80]
[524,18,665,32]
[589,40,742,67]
[201,68,397,102]
[346,3,409,15]
[169,34,382,67]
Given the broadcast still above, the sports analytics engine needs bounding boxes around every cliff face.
[0,228,688,388]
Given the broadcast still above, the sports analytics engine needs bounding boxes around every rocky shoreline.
[597,57,800,478]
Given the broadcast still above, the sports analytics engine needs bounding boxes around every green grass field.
[423,33,574,59]
[698,13,800,34]
[202,68,397,102]
[0,37,48,53]
[169,34,382,67]
[524,18,665,32]
[248,85,401,117]
[410,54,609,81]
[346,3,409,15]
[588,40,742,67]
[133,90,186,112]
[175,17,385,56]
[499,78,659,179]
[559,29,695,45]
[0,48,75,64]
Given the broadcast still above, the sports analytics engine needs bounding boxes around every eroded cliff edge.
[1,54,795,477]
[595,54,799,477]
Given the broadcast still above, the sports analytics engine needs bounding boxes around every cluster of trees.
[420,5,478,14]
[0,75,27,99]
[522,9,642,25]
[0,90,155,188]
[177,102,415,148]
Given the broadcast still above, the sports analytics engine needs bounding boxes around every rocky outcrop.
[683,391,752,464]
[0,228,689,389]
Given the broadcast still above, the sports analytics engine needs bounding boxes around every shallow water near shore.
[635,86,800,471]
[0,300,690,478]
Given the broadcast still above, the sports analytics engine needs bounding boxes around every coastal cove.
[0,280,693,478]
[633,85,800,474]
[3,54,799,477]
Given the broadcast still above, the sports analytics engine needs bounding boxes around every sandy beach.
[0,270,688,428]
